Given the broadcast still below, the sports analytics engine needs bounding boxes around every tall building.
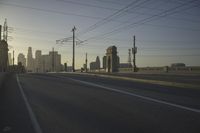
[35,50,42,72]
[49,51,61,72]
[96,56,100,70]
[18,53,26,67]
[90,56,101,71]
[27,47,34,72]
[41,51,61,72]
[103,56,106,69]
[41,54,50,72]
[105,46,119,72]
[8,53,12,65]
[24,47,62,73]
[0,40,9,72]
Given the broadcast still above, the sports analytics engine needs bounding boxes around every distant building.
[41,54,50,72]
[0,40,9,72]
[41,51,62,72]
[35,50,42,72]
[18,53,26,67]
[96,56,100,69]
[49,51,61,72]
[119,63,132,68]
[90,56,101,71]
[27,47,34,72]
[83,64,87,71]
[171,63,186,67]
[67,66,73,72]
[8,53,12,65]
[105,46,119,72]
[90,62,96,70]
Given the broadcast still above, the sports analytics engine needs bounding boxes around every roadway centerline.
[16,74,43,133]
[59,75,200,114]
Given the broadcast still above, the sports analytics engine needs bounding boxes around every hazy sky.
[0,0,200,68]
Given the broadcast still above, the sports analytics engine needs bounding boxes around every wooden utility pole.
[72,26,76,72]
[132,36,137,72]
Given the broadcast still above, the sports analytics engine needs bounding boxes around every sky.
[0,0,200,68]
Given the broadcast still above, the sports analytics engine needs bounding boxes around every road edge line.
[16,74,43,133]
[67,77,200,113]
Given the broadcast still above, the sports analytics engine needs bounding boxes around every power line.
[142,23,200,32]
[2,1,199,28]
[10,26,68,36]
[0,2,103,20]
[102,0,200,37]
[93,0,126,5]
[77,0,150,36]
[56,0,119,11]
[84,0,200,41]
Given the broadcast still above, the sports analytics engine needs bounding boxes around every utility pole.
[132,35,137,72]
[128,49,131,68]
[72,26,76,72]
[85,53,88,72]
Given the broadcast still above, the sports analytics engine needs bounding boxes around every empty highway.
[1,73,200,133]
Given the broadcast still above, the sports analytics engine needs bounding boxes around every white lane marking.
[66,76,200,113]
[16,74,43,133]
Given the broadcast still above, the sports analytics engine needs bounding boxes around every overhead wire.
[0,2,103,20]
[76,0,151,36]
[83,0,200,42]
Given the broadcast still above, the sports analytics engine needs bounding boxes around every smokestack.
[0,25,1,41]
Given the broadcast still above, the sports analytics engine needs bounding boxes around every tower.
[18,53,26,67]
[35,50,42,72]
[106,46,119,72]
[27,47,34,72]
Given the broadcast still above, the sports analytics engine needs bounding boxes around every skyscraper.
[96,56,100,70]
[49,51,61,72]
[103,56,106,69]
[27,47,34,72]
[35,50,42,72]
[90,56,101,71]
[18,53,26,67]
[8,53,12,65]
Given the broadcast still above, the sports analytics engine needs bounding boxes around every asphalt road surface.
[90,72,200,85]
[1,73,200,133]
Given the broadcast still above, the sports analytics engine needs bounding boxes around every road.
[1,72,200,133]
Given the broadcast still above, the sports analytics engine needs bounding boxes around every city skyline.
[1,0,200,68]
